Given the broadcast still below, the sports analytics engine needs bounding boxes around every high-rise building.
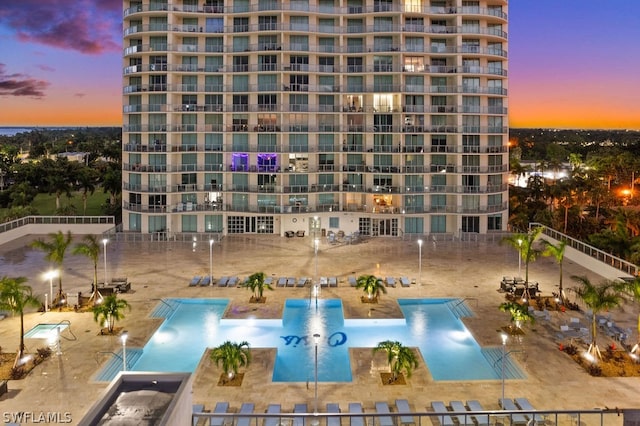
[122,0,508,238]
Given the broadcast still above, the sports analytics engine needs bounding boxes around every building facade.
[122,0,509,237]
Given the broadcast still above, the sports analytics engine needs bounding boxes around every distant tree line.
[0,127,122,222]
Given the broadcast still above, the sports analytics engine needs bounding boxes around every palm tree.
[0,276,41,363]
[501,226,544,294]
[30,231,73,303]
[75,166,98,214]
[541,239,568,305]
[570,275,623,359]
[241,272,273,302]
[355,274,386,302]
[210,340,251,381]
[499,302,535,333]
[72,235,101,300]
[92,294,131,334]
[372,340,418,382]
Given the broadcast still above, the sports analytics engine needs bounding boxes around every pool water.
[24,323,69,339]
[102,298,523,382]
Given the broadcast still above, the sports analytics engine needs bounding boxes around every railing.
[530,223,638,276]
[191,409,624,426]
[0,216,115,235]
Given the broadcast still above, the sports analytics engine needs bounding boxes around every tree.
[501,226,544,291]
[210,340,251,381]
[355,274,386,301]
[541,239,568,304]
[618,277,640,355]
[0,276,41,363]
[570,275,623,359]
[72,235,101,301]
[499,302,535,333]
[241,272,273,301]
[30,231,73,303]
[372,340,418,382]
[92,294,131,334]
[75,166,99,214]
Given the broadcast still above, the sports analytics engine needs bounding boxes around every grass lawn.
[6,191,111,216]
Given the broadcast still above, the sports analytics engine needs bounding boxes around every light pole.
[102,238,109,285]
[501,332,508,402]
[314,238,319,309]
[517,238,522,276]
[45,270,58,310]
[417,239,423,285]
[313,333,320,416]
[209,239,214,285]
[121,331,128,371]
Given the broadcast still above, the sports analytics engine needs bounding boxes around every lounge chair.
[264,277,273,286]
[320,277,328,287]
[277,277,287,287]
[327,403,341,426]
[385,277,396,288]
[449,401,474,426]
[430,401,454,426]
[227,276,238,287]
[293,403,308,426]
[193,404,205,426]
[236,403,255,426]
[400,277,410,287]
[375,402,394,426]
[395,399,414,426]
[210,402,230,426]
[348,276,357,287]
[329,277,337,287]
[297,277,308,287]
[498,398,528,425]
[264,404,281,426]
[514,398,546,425]
[190,276,202,287]
[200,276,211,286]
[287,277,296,287]
[465,400,489,426]
[217,276,229,287]
[348,403,364,426]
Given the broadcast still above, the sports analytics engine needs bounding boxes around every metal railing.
[0,216,115,235]
[530,222,638,276]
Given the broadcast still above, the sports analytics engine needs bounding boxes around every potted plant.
[372,340,418,384]
[210,340,251,385]
[355,275,386,303]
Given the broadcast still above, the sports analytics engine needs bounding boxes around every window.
[462,216,480,233]
[232,37,249,52]
[488,214,502,231]
[405,37,424,52]
[290,16,309,31]
[259,16,278,31]
[329,217,339,228]
[259,36,278,51]
[148,216,167,233]
[182,215,197,232]
[129,213,141,231]
[430,215,446,233]
[233,17,249,32]
[258,55,277,71]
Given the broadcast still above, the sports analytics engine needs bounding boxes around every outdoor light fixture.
[121,331,128,371]
[313,333,320,417]
[314,238,320,309]
[102,238,109,285]
[44,270,58,310]
[209,239,214,285]
[501,332,508,403]
[417,239,423,285]
[517,238,523,276]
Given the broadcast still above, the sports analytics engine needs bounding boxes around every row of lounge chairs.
[347,277,412,288]
[189,276,238,287]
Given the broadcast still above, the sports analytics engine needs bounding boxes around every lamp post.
[417,239,423,285]
[121,331,128,371]
[102,238,109,285]
[517,238,522,276]
[45,270,58,310]
[313,333,320,416]
[209,239,214,285]
[501,332,508,402]
[314,238,319,309]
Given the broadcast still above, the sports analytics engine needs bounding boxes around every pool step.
[445,299,474,319]
[150,299,181,319]
[94,348,144,382]
[481,347,527,380]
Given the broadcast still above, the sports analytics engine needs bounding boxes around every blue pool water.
[24,323,69,339]
[100,298,523,382]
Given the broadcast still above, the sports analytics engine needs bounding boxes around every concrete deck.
[0,234,638,424]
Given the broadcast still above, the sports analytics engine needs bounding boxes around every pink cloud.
[74,93,86,98]
[0,0,121,54]
[0,63,50,98]
[36,64,56,72]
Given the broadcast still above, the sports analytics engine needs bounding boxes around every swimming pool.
[97,298,524,382]
[24,323,69,339]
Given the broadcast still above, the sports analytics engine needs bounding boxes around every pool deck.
[0,234,638,423]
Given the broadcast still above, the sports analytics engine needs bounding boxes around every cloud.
[74,93,86,98]
[0,63,50,98]
[0,0,122,54]
[36,64,56,72]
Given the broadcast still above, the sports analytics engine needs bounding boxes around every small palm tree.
[541,239,568,305]
[356,275,386,302]
[72,235,101,299]
[92,294,131,334]
[0,276,41,362]
[210,340,251,381]
[501,227,544,296]
[373,340,418,382]
[499,302,535,332]
[30,231,73,304]
[571,275,623,359]
[241,272,273,302]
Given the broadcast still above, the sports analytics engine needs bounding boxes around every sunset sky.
[0,0,639,129]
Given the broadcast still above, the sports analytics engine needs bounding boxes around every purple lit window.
[231,153,249,171]
[257,153,278,172]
